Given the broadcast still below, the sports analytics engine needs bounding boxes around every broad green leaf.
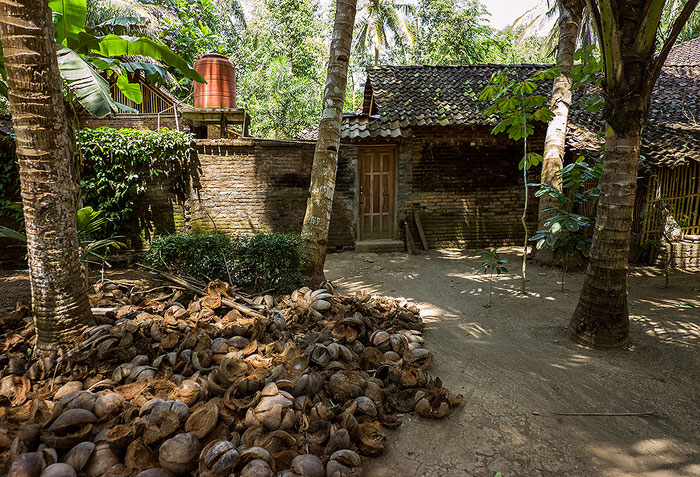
[0,225,26,243]
[49,0,87,44]
[121,61,168,84]
[116,73,143,103]
[56,44,132,117]
[89,35,203,83]
[91,16,146,35]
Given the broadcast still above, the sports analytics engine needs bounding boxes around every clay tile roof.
[665,37,700,67]
[364,64,550,126]
[305,62,698,168]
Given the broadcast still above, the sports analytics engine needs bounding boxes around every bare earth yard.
[325,249,700,477]
[1,249,698,477]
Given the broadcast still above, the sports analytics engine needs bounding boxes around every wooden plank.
[413,210,429,251]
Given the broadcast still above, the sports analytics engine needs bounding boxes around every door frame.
[356,145,399,241]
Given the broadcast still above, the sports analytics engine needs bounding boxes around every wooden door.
[358,147,396,240]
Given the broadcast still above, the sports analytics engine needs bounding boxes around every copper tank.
[193,53,236,108]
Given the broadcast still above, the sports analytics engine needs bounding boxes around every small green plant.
[146,232,302,293]
[480,66,559,294]
[0,206,123,264]
[531,159,602,290]
[476,249,510,305]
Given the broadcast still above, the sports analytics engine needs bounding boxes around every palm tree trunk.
[569,130,639,348]
[300,0,358,285]
[0,0,92,349]
[536,0,583,266]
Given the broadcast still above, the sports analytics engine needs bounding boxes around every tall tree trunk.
[536,0,583,266]
[300,0,358,285]
[569,130,639,348]
[569,0,699,348]
[0,0,92,349]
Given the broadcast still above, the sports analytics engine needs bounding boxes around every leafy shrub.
[232,233,301,293]
[146,233,234,283]
[146,232,302,293]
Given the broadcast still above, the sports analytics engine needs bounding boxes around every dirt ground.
[325,249,700,477]
[1,250,698,477]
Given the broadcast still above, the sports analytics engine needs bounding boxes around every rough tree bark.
[0,0,92,349]
[300,0,358,285]
[535,0,584,266]
[570,0,699,348]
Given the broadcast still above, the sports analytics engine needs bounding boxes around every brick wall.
[344,126,543,248]
[186,138,356,248]
[188,126,544,250]
[398,126,543,248]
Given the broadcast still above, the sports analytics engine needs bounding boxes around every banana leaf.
[49,0,87,44]
[56,45,136,117]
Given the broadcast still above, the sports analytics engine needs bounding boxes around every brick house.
[189,59,699,262]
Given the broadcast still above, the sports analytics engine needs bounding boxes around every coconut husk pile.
[0,278,462,477]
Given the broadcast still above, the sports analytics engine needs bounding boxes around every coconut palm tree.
[301,0,358,284]
[354,0,414,65]
[0,0,93,349]
[569,0,699,348]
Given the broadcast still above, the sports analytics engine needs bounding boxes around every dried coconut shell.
[185,401,219,439]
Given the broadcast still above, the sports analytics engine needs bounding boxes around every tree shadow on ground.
[325,248,700,477]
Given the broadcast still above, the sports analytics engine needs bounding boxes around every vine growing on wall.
[79,127,196,242]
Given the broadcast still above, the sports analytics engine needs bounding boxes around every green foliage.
[79,127,195,242]
[146,232,302,293]
[0,206,123,264]
[531,159,603,286]
[355,0,415,64]
[659,0,700,45]
[76,206,124,264]
[0,0,202,117]
[480,68,558,168]
[241,57,323,139]
[232,233,302,293]
[476,249,510,304]
[146,232,235,283]
[485,27,556,64]
[572,46,604,113]
[237,0,325,138]
[410,0,493,65]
